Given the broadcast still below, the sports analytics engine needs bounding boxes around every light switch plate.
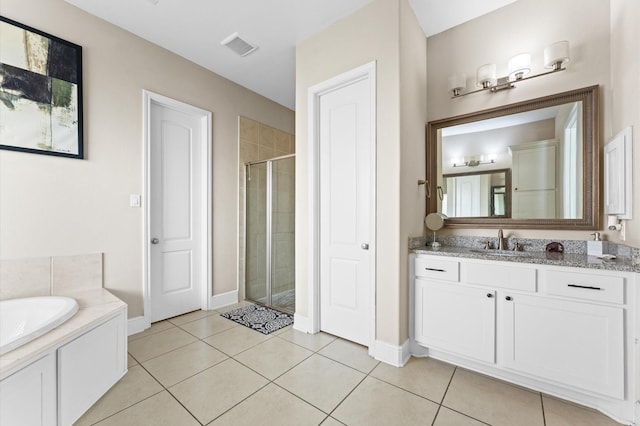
[130,194,141,208]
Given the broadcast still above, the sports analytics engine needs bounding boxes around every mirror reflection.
[442,169,511,218]
[426,86,599,229]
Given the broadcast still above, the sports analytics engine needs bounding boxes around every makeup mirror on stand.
[425,213,447,247]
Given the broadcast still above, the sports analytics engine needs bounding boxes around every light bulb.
[508,53,531,81]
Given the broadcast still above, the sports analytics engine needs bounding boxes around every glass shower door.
[245,162,268,305]
[270,157,295,312]
[245,155,295,313]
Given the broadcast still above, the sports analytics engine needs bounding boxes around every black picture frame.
[0,16,83,159]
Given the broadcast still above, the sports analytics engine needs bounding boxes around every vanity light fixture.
[449,41,570,98]
[451,158,495,168]
[448,73,467,97]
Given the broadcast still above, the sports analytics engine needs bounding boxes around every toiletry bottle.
[587,232,607,257]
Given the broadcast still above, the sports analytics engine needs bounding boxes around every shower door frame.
[245,154,295,312]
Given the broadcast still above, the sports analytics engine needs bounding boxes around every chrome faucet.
[497,229,505,250]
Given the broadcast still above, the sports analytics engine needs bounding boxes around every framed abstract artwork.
[0,16,83,159]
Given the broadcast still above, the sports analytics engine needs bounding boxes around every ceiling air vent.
[220,32,258,57]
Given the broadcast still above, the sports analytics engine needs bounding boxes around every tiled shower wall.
[238,116,295,302]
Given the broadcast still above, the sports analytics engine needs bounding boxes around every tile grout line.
[324,371,370,421]
[86,360,179,425]
[429,364,459,425]
[435,366,538,426]
[135,355,205,425]
[200,381,273,425]
[189,318,323,424]
[85,390,167,426]
[201,320,367,423]
[185,318,317,422]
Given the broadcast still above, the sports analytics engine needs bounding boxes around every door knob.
[151,238,160,244]
[361,243,369,250]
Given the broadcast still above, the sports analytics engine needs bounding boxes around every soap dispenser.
[587,232,607,256]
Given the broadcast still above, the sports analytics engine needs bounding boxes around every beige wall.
[295,0,426,346]
[0,0,294,317]
[610,0,640,247]
[427,0,619,242]
[399,0,428,344]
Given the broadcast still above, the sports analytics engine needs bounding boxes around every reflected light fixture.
[451,157,495,168]
[449,41,570,98]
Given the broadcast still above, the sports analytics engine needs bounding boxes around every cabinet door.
[58,310,127,425]
[502,294,624,399]
[415,279,495,363]
[0,354,56,426]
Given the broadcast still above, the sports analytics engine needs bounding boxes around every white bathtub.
[0,296,79,355]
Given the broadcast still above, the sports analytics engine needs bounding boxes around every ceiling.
[64,0,519,110]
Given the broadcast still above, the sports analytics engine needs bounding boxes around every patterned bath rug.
[220,304,293,335]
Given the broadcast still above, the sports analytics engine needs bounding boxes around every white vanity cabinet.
[414,257,496,363]
[501,291,624,399]
[411,253,637,423]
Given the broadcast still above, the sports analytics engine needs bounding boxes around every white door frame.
[306,61,377,346]
[142,90,212,328]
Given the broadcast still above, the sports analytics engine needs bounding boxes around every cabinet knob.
[505,296,513,301]
[486,293,494,298]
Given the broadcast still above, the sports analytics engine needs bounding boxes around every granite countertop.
[0,288,126,378]
[413,245,640,273]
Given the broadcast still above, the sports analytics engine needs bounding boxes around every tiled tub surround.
[0,253,104,300]
[0,253,128,424]
[409,238,640,424]
[409,235,640,272]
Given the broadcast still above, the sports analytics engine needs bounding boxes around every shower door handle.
[361,243,369,250]
[151,238,160,244]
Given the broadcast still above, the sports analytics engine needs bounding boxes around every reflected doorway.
[245,155,295,313]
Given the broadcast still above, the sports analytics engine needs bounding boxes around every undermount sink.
[468,249,530,258]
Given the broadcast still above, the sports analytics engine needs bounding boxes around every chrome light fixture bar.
[449,41,570,98]
[452,159,495,168]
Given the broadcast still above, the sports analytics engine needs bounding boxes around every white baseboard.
[372,338,411,367]
[128,316,150,336]
[292,313,312,333]
[210,290,238,310]
[409,340,430,358]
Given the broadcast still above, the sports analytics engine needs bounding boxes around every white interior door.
[319,76,372,346]
[454,175,481,217]
[150,101,203,322]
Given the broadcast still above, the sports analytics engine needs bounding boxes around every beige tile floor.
[76,303,623,426]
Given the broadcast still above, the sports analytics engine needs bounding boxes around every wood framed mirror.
[427,85,599,229]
